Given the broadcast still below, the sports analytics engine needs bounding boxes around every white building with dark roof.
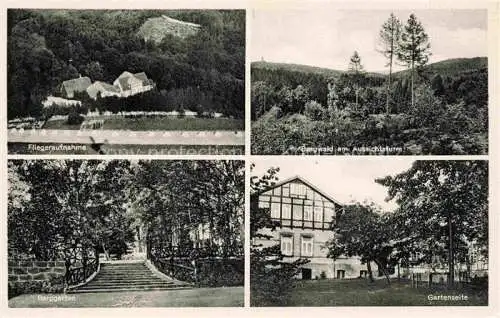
[113,71,153,97]
[61,76,92,98]
[86,81,121,99]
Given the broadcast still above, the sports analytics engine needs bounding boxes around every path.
[8,129,244,146]
[9,286,244,307]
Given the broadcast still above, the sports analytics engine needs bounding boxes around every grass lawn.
[43,117,245,131]
[9,286,243,307]
[255,279,487,306]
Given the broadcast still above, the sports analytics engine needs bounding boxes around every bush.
[66,111,84,125]
[304,100,324,121]
[8,276,65,299]
[196,258,244,287]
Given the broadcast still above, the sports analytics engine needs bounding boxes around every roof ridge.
[254,174,343,206]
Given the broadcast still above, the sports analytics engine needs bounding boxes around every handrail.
[65,258,99,286]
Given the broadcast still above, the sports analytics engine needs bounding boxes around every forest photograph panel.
[250,9,488,155]
[7,9,245,154]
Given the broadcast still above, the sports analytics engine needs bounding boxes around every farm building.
[61,76,92,98]
[86,81,121,99]
[113,71,154,97]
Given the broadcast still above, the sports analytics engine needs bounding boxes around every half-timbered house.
[252,176,375,279]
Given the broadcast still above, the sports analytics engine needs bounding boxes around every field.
[253,279,488,306]
[43,117,245,131]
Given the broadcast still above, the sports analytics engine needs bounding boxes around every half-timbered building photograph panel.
[250,158,488,306]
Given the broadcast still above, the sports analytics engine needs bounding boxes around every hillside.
[7,9,245,120]
[253,57,487,80]
[138,15,201,43]
[393,57,487,78]
[252,61,342,78]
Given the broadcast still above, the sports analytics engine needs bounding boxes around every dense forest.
[251,13,488,155]
[8,9,245,120]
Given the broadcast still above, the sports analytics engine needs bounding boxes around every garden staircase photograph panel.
[70,261,192,293]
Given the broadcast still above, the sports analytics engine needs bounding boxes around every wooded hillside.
[8,9,245,119]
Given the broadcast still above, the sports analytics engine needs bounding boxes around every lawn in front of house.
[9,286,244,307]
[255,278,487,306]
[43,117,245,131]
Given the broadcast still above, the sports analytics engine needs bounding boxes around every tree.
[347,51,365,108]
[396,14,431,109]
[8,160,135,262]
[250,165,309,306]
[376,161,488,287]
[431,74,445,96]
[326,202,394,285]
[378,13,402,114]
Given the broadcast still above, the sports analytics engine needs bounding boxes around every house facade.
[61,76,92,98]
[113,71,154,97]
[253,176,374,279]
[404,241,488,283]
[86,81,121,99]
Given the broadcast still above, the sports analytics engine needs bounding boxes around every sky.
[252,158,416,211]
[250,9,487,72]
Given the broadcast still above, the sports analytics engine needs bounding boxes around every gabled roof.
[62,77,91,95]
[133,72,149,85]
[115,71,150,90]
[117,71,134,79]
[253,175,344,207]
[95,81,120,93]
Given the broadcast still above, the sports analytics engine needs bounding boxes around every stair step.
[70,286,192,293]
[79,284,189,289]
[93,275,163,278]
[87,280,175,285]
[72,262,190,293]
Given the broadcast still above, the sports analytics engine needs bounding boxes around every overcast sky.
[252,158,416,211]
[250,9,487,72]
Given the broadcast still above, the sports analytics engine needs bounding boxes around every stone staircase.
[70,261,191,293]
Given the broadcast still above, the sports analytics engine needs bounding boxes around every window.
[324,207,334,223]
[271,203,280,218]
[258,200,269,208]
[282,186,290,196]
[314,206,323,222]
[304,206,313,221]
[282,204,291,219]
[281,236,293,256]
[306,188,314,199]
[293,204,302,220]
[301,236,313,257]
[290,183,306,196]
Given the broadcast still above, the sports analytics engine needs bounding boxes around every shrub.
[66,111,84,125]
[304,100,324,121]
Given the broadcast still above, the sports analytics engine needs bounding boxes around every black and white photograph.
[250,159,488,306]
[250,9,488,155]
[7,159,244,307]
[7,9,245,154]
